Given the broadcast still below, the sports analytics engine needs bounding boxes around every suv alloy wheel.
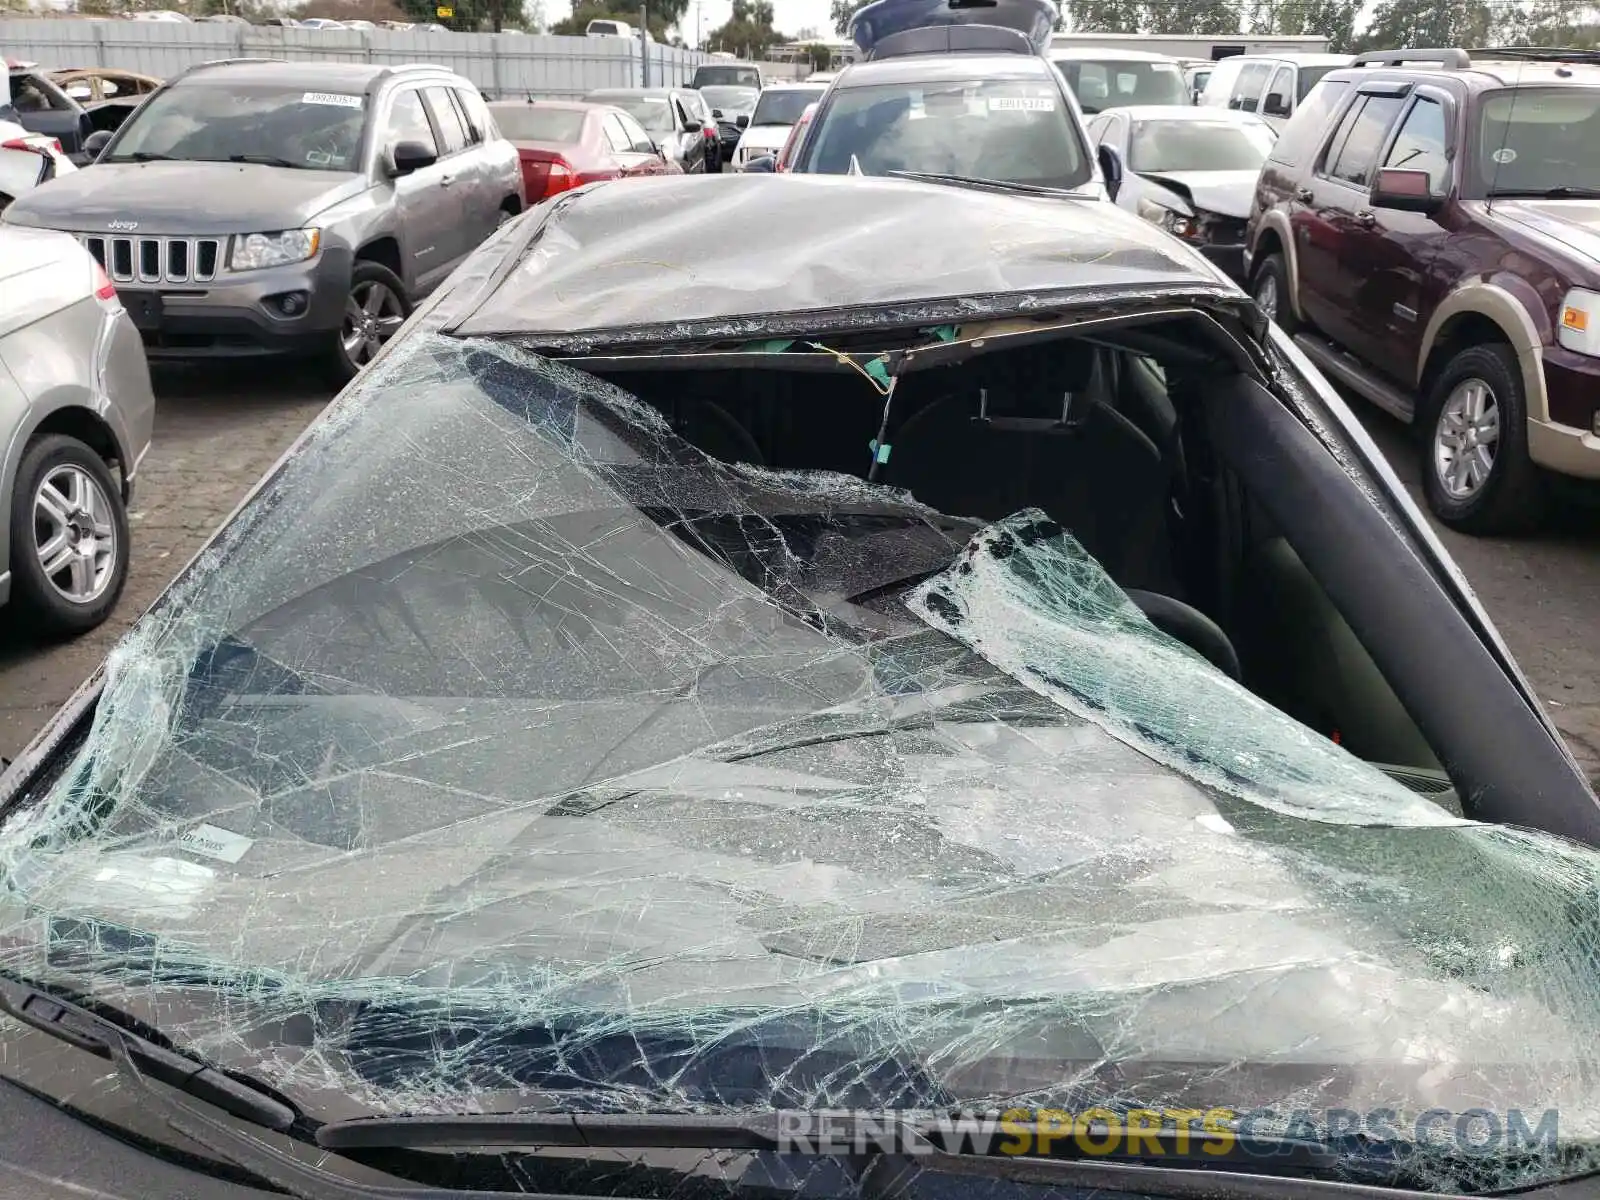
[1423,343,1545,534]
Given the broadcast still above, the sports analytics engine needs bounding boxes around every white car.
[0,119,76,215]
[1083,105,1274,283]
[731,81,826,168]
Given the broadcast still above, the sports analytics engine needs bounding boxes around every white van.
[1196,53,1353,128]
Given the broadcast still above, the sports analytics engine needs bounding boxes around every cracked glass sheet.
[0,331,1598,1193]
[450,173,1227,343]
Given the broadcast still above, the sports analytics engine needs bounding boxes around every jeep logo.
[106,219,139,232]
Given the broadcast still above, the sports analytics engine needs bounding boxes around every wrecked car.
[0,173,1598,1200]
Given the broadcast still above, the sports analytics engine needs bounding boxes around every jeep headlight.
[1136,196,1196,240]
[229,228,321,272]
[1558,288,1600,358]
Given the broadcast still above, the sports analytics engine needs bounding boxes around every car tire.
[1251,253,1299,335]
[330,260,411,384]
[1421,342,1546,535]
[8,434,130,638]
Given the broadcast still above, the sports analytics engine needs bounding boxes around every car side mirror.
[736,114,749,128]
[83,129,113,158]
[388,139,437,177]
[744,154,775,172]
[1372,166,1444,214]
[1262,91,1290,118]
[1096,141,1123,203]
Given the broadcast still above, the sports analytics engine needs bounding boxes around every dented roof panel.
[449,173,1235,345]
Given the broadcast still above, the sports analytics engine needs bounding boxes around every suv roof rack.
[1351,48,1471,69]
[176,56,289,78]
[1470,44,1600,65]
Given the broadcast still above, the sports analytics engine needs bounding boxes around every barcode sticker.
[989,96,1056,112]
[303,91,364,108]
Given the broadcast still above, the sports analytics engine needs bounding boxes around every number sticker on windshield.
[989,96,1056,112]
[303,91,364,108]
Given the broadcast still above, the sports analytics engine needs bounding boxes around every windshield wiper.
[105,151,178,162]
[221,153,307,169]
[0,973,294,1132]
[887,170,1074,197]
[1490,185,1600,199]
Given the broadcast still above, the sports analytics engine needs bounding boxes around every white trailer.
[1048,32,1330,61]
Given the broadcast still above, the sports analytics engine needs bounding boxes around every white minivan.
[1196,53,1352,128]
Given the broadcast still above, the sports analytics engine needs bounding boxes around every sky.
[541,0,840,43]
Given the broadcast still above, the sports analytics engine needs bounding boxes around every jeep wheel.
[1422,343,1545,535]
[9,434,130,637]
[1251,254,1299,335]
[332,261,411,383]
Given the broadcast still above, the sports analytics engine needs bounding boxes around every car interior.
[565,313,1472,813]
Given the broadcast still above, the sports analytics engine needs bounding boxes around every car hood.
[1492,197,1600,270]
[0,160,368,235]
[2,325,1600,1177]
[1135,169,1260,219]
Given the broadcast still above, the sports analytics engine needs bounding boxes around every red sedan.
[488,100,670,203]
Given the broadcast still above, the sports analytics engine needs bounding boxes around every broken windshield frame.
[0,310,1597,1197]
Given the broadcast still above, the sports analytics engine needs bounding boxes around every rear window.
[801,76,1090,189]
[1267,78,1349,166]
[1052,58,1188,113]
[1295,65,1339,101]
[491,105,586,143]
[587,20,625,34]
[693,65,762,88]
[751,88,822,126]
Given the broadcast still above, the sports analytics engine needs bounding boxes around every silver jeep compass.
[1,59,524,380]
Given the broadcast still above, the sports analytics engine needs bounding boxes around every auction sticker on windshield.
[989,96,1056,112]
[177,822,255,864]
[303,92,364,108]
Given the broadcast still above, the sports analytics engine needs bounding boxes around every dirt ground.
[1,365,1596,788]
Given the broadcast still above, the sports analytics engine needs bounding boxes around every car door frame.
[418,84,487,259]
[1341,83,1458,386]
[9,70,89,153]
[1228,62,1271,115]
[604,110,663,175]
[1260,63,1294,129]
[1292,82,1408,348]
[372,83,461,296]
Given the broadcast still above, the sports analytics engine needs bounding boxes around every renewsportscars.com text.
[774,1107,1561,1158]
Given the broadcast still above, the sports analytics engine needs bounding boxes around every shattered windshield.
[0,329,1598,1195]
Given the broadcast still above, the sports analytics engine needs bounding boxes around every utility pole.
[639,1,649,85]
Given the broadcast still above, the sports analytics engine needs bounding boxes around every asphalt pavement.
[1,366,1596,787]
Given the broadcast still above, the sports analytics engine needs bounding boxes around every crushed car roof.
[450,173,1236,345]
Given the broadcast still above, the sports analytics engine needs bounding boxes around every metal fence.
[0,18,714,96]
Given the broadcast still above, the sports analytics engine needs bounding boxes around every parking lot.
[2,368,1596,784]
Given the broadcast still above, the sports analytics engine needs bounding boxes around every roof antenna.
[1485,55,1525,214]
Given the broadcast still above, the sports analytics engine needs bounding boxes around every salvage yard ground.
[1,366,1597,787]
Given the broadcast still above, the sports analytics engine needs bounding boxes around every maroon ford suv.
[1244,47,1600,533]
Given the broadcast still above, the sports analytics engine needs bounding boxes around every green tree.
[1063,0,1143,32]
[1246,0,1358,50]
[1140,0,1238,33]
[551,0,675,37]
[706,0,778,56]
[1515,0,1600,47]
[1355,0,1494,51]
[830,0,856,36]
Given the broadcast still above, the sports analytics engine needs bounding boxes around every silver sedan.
[0,225,154,635]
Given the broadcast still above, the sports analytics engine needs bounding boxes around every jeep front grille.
[79,235,222,284]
